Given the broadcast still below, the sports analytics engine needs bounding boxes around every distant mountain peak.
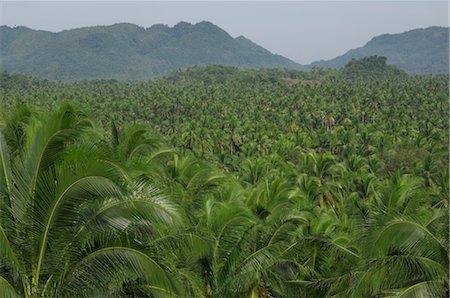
[109,22,142,28]
[235,35,249,41]
[0,21,302,80]
[173,21,192,29]
[307,26,449,74]
[194,20,216,27]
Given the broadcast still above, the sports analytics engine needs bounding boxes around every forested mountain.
[1,23,447,80]
[307,26,449,74]
[0,22,301,80]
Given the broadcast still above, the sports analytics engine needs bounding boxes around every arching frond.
[60,246,180,296]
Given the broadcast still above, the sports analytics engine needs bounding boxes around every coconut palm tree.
[0,104,185,297]
[351,210,448,297]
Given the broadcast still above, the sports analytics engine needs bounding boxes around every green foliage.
[0,22,301,81]
[0,69,448,297]
[341,56,407,80]
[308,26,449,74]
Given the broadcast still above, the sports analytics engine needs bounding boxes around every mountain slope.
[307,27,449,74]
[0,21,302,80]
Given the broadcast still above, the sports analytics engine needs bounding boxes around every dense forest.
[308,26,449,74]
[0,60,448,297]
[2,24,448,80]
[0,22,301,81]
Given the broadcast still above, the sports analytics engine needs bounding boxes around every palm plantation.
[0,65,448,297]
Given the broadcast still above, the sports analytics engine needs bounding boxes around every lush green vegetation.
[2,24,448,82]
[0,65,448,297]
[341,56,407,80]
[0,22,301,81]
[309,26,449,74]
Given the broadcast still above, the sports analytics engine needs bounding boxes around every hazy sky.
[0,1,448,64]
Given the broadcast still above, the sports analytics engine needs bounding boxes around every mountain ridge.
[306,26,449,74]
[1,23,448,80]
[0,21,302,80]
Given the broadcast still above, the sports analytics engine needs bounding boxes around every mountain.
[307,27,449,74]
[0,21,302,81]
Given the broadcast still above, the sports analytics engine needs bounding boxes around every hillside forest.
[0,58,448,297]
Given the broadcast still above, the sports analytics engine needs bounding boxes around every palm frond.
[0,224,27,286]
[60,246,179,296]
[0,275,20,298]
[396,279,448,298]
[0,130,13,196]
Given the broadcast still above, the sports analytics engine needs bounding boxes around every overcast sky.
[0,1,448,64]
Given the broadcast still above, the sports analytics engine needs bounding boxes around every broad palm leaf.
[0,104,185,297]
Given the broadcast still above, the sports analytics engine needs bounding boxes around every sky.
[0,1,448,64]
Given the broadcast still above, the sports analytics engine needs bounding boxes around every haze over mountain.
[307,26,449,74]
[0,22,448,80]
[0,21,301,80]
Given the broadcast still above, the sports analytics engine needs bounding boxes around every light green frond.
[0,275,20,298]
[60,246,179,296]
